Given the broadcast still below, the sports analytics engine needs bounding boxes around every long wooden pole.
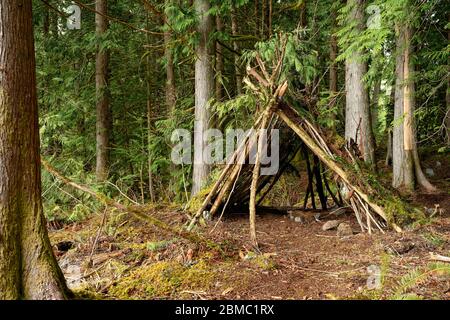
[249,110,272,247]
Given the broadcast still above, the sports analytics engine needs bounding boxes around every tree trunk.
[392,25,413,189]
[446,12,450,145]
[392,24,435,192]
[215,15,224,102]
[43,1,49,34]
[344,0,375,165]
[268,0,273,37]
[95,0,110,182]
[0,0,69,299]
[192,0,214,196]
[254,0,259,35]
[231,6,242,95]
[146,12,155,202]
[164,0,176,114]
[261,0,266,38]
[329,7,338,127]
[299,0,307,28]
[404,27,435,192]
[371,76,381,134]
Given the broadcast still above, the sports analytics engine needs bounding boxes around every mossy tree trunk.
[0,0,69,299]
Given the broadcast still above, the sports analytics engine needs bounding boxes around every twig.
[106,181,140,205]
[88,207,109,266]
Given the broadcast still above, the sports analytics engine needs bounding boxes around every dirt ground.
[49,195,450,300]
[49,152,450,300]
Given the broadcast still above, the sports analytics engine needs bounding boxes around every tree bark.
[0,0,69,299]
[192,0,214,196]
[95,0,110,182]
[344,0,375,165]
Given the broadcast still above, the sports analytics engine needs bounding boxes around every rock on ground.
[322,220,340,231]
[337,223,353,237]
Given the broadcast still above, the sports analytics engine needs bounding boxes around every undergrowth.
[353,254,450,300]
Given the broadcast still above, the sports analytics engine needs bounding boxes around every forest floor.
[49,151,450,300]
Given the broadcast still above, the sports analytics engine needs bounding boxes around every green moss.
[72,288,105,300]
[185,169,222,214]
[108,259,216,299]
[254,255,277,270]
[245,252,278,271]
[185,185,214,214]
[146,239,176,251]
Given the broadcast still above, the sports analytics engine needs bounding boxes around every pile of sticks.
[189,48,401,247]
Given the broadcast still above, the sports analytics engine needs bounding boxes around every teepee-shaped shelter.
[189,45,415,246]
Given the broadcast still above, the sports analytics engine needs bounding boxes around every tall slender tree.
[215,15,224,102]
[192,0,214,196]
[95,0,110,182]
[231,5,242,95]
[392,23,435,192]
[344,0,375,165]
[446,12,450,145]
[0,0,69,299]
[329,5,338,127]
[164,0,176,113]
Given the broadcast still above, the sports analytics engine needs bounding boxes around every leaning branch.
[41,159,222,252]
